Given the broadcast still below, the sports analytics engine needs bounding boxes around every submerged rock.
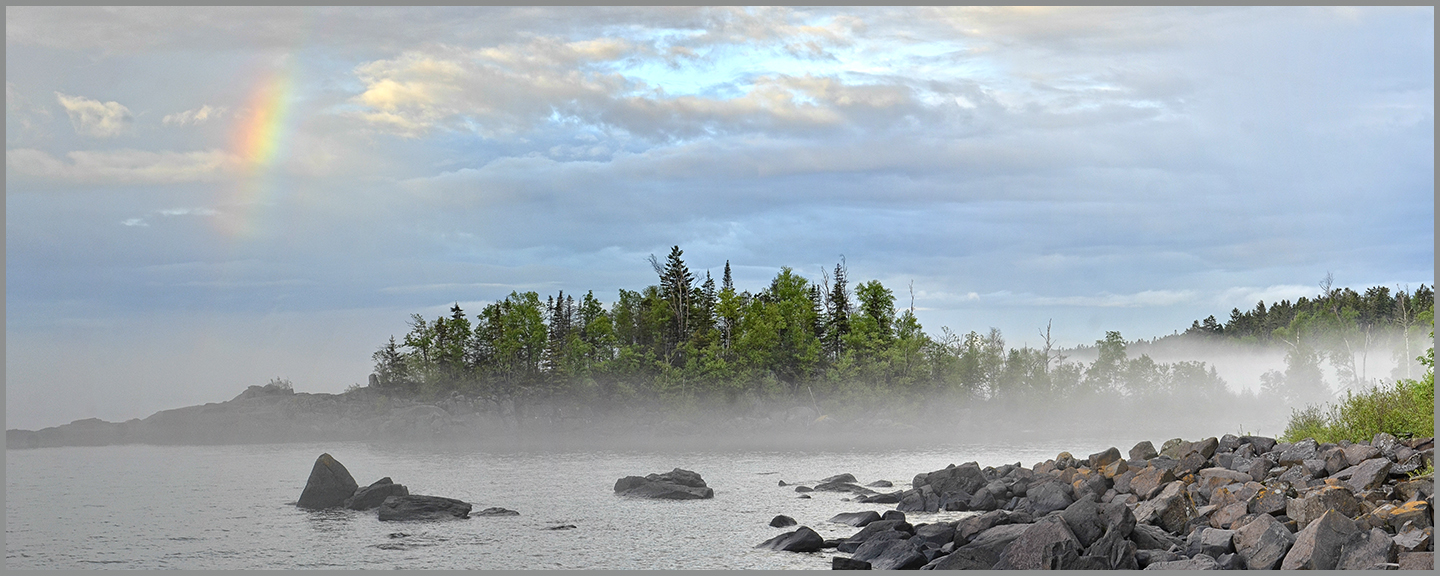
[377,495,472,521]
[755,525,824,552]
[475,507,520,516]
[297,453,359,510]
[614,468,714,500]
[769,514,797,528]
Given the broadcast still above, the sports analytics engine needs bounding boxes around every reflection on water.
[7,435,1150,569]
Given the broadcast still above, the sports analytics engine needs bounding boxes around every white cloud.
[121,218,149,227]
[54,92,132,137]
[162,105,226,126]
[6,148,240,184]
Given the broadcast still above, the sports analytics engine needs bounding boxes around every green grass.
[1281,365,1434,444]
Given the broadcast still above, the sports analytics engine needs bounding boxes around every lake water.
[7,436,1148,569]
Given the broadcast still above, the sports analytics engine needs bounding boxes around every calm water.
[7,437,1143,569]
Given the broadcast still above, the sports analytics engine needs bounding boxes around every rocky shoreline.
[760,433,1433,570]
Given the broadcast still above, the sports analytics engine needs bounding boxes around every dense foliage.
[369,247,1434,420]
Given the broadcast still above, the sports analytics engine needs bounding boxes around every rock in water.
[345,477,409,510]
[755,526,824,552]
[297,453,359,510]
[614,468,714,500]
[377,495,472,521]
[475,507,520,517]
[770,514,797,528]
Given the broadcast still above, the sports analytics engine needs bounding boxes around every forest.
[368,247,1434,419]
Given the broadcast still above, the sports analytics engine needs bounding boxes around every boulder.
[823,473,858,484]
[1233,512,1294,570]
[838,529,906,554]
[954,510,1008,545]
[614,468,714,499]
[831,557,872,570]
[1130,523,1184,551]
[377,495,472,521]
[1198,527,1236,558]
[828,511,882,527]
[992,516,1084,570]
[1281,509,1360,570]
[1242,435,1277,454]
[794,485,813,493]
[814,480,878,496]
[855,490,902,504]
[755,526,825,552]
[1135,549,1181,568]
[1209,501,1248,529]
[1287,485,1361,529]
[475,507,519,516]
[1393,525,1433,552]
[1025,479,1074,516]
[1130,466,1176,500]
[1336,527,1398,570]
[1143,554,1220,570]
[1089,447,1123,470]
[1321,446,1350,476]
[344,477,409,511]
[1278,438,1320,466]
[866,480,893,488]
[1346,457,1394,493]
[1216,552,1246,570]
[853,538,927,570]
[881,510,907,522]
[1084,527,1139,569]
[950,523,1031,558]
[770,514,797,528]
[1388,500,1432,530]
[1398,551,1433,570]
[1175,452,1208,478]
[296,453,359,510]
[1060,499,1107,548]
[754,527,823,552]
[1249,486,1288,516]
[1343,443,1382,467]
[1133,481,1194,534]
[913,523,956,546]
[968,488,999,511]
[840,519,915,551]
[929,545,1000,570]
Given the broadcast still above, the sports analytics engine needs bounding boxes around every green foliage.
[1282,338,1435,443]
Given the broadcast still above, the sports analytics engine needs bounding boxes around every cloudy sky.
[6,6,1434,429]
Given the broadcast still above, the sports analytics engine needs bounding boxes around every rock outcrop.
[376,495,473,521]
[614,468,714,499]
[296,453,358,509]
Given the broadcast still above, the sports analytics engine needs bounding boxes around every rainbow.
[218,63,297,238]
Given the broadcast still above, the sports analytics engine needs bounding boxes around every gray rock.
[344,477,408,511]
[1336,527,1398,570]
[1090,447,1123,470]
[855,538,927,570]
[1278,438,1319,466]
[1143,554,1220,570]
[1084,526,1139,569]
[828,511,882,527]
[952,523,1031,558]
[912,523,955,546]
[954,509,1008,545]
[1393,525,1433,552]
[475,507,519,516]
[1133,481,1194,534]
[992,516,1083,570]
[1216,552,1246,570]
[614,468,714,499]
[1130,523,1184,551]
[1249,485,1288,516]
[1130,440,1159,461]
[1134,548,1181,569]
[770,514,797,528]
[1343,443,1382,467]
[1321,446,1349,476]
[881,510,906,522]
[831,556,871,570]
[1060,498,1107,548]
[1198,527,1235,558]
[929,544,999,569]
[377,495,472,521]
[1398,551,1433,570]
[1346,457,1393,494]
[1130,466,1176,500]
[296,453,359,510]
[866,480,893,488]
[755,525,824,552]
[823,473,858,484]
[1281,509,1360,570]
[1286,485,1361,529]
[1026,479,1074,516]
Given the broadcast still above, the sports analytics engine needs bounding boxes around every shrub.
[1282,343,1434,443]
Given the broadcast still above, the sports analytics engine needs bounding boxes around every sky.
[5,6,1434,430]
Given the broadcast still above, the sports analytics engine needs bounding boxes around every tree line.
[369,247,1433,415]
[1175,274,1433,406]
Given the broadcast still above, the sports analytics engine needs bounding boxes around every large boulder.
[829,511,882,527]
[947,522,1031,561]
[296,453,359,510]
[1346,457,1393,493]
[852,538,927,570]
[1130,523,1184,551]
[1060,499,1107,548]
[1286,485,1361,529]
[614,468,714,500]
[1133,481,1194,534]
[1281,509,1361,570]
[1130,466,1176,500]
[1232,512,1301,570]
[344,477,409,510]
[770,514,797,528]
[1084,528,1139,569]
[1130,440,1159,461]
[756,526,824,552]
[992,515,1084,569]
[1025,479,1074,516]
[377,495,472,521]
[1336,527,1398,570]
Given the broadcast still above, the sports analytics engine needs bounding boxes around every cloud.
[162,105,226,126]
[6,148,240,184]
[1027,290,1199,308]
[54,92,132,137]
